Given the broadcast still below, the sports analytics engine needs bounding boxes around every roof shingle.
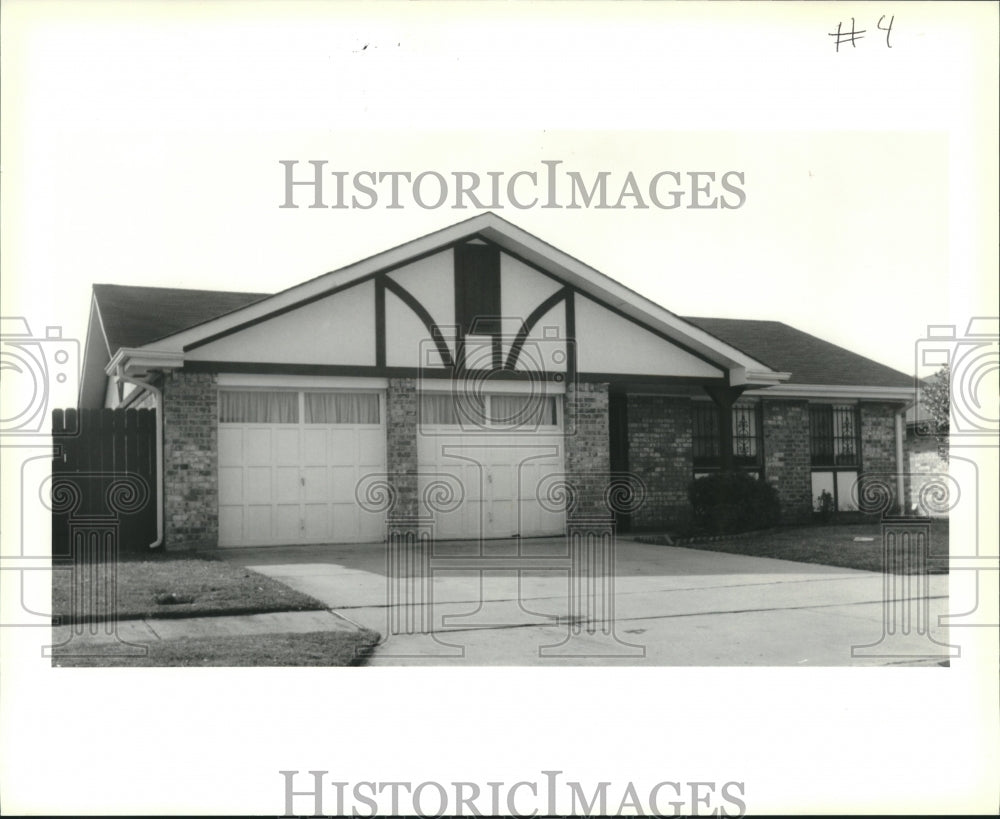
[682,316,913,388]
[94,284,267,352]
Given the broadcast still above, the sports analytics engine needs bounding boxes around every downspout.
[894,407,907,515]
[118,368,164,549]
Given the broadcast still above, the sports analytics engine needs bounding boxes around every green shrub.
[687,471,782,534]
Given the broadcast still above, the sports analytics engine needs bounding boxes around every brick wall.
[386,378,419,519]
[626,395,693,530]
[859,402,901,513]
[162,370,218,549]
[761,399,812,522]
[860,402,898,474]
[564,382,611,519]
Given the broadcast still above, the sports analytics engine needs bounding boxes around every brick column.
[860,402,899,474]
[564,382,611,519]
[859,401,901,512]
[386,377,419,519]
[162,370,218,549]
[626,395,693,530]
[761,399,812,522]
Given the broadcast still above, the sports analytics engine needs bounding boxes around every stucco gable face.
[185,279,377,366]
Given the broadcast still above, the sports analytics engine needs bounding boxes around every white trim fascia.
[744,383,916,403]
[728,367,792,387]
[217,373,389,389]
[106,348,184,377]
[478,218,778,373]
[417,378,566,395]
[133,213,782,379]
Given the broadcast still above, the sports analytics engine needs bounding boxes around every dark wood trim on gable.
[565,290,577,381]
[479,235,727,377]
[183,360,723,388]
[177,229,744,382]
[504,287,571,370]
[183,243,461,354]
[383,277,455,368]
[374,274,386,368]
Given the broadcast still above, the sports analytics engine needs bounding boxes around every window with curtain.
[304,392,380,424]
[489,394,557,427]
[419,393,488,426]
[219,391,298,423]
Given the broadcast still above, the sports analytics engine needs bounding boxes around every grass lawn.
[636,520,950,574]
[51,628,380,667]
[52,551,326,624]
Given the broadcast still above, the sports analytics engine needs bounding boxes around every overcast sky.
[3,3,995,402]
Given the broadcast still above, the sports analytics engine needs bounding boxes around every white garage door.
[218,390,386,546]
[416,391,566,540]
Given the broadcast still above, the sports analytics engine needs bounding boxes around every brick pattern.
[564,382,611,519]
[859,402,901,513]
[626,395,693,530]
[386,378,419,519]
[761,399,812,522]
[860,402,898,474]
[162,370,218,549]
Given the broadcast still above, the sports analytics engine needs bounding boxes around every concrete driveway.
[217,537,952,666]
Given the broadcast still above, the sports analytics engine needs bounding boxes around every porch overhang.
[106,348,185,379]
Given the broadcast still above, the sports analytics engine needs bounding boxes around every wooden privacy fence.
[51,408,157,557]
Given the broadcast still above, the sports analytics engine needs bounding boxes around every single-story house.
[78,213,916,549]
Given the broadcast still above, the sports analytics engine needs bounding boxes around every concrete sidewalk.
[49,608,360,650]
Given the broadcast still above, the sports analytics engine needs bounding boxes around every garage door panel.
[274,429,301,465]
[245,505,272,539]
[358,429,385,465]
[329,465,355,498]
[359,509,383,540]
[218,468,243,504]
[328,429,358,465]
[244,428,272,465]
[491,467,514,498]
[490,498,515,537]
[274,468,301,503]
[274,505,301,542]
[218,390,387,546]
[419,424,565,540]
[517,463,540,500]
[303,504,329,540]
[302,466,328,502]
[462,468,485,501]
[218,428,243,467]
[331,503,359,536]
[244,468,271,504]
[218,506,243,546]
[302,429,328,465]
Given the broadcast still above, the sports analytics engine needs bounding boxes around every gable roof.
[87,214,912,400]
[93,284,267,352]
[683,317,913,389]
[107,214,780,382]
[91,282,913,390]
